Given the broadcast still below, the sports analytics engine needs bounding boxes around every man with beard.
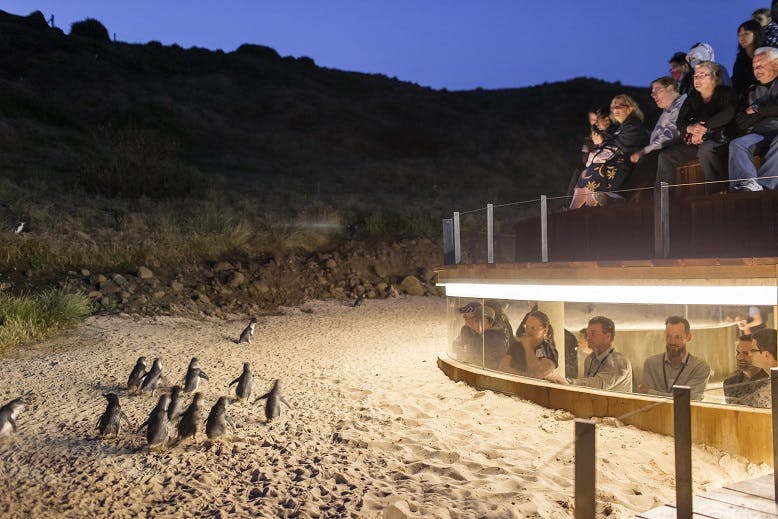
[638,316,712,401]
[723,335,768,404]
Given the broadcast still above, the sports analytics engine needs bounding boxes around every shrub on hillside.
[79,127,204,199]
[70,18,109,41]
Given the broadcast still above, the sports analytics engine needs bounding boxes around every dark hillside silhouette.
[0,9,655,231]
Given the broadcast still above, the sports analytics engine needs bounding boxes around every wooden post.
[575,419,596,519]
[540,195,548,262]
[453,212,461,265]
[770,368,778,503]
[487,204,494,264]
[654,182,669,258]
[673,385,692,519]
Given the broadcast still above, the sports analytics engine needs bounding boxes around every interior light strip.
[439,282,778,306]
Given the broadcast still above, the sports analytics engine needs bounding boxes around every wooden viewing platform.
[635,474,778,518]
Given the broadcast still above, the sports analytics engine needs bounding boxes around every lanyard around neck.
[587,349,614,378]
[662,354,690,393]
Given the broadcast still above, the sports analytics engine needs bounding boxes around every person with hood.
[686,42,732,87]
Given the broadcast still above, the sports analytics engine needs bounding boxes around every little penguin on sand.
[127,356,147,394]
[183,357,209,393]
[237,317,257,344]
[97,393,130,439]
[205,396,235,439]
[139,358,163,396]
[177,392,204,440]
[138,393,170,449]
[255,379,292,422]
[228,363,253,400]
[0,398,26,436]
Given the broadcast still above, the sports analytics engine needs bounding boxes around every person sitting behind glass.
[499,310,558,378]
[545,316,633,392]
[739,328,778,408]
[723,334,768,404]
[452,303,509,369]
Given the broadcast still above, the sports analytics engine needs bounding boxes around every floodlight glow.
[439,282,777,306]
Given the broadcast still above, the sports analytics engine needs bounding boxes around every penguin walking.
[167,386,185,422]
[228,363,253,400]
[205,396,235,439]
[138,393,170,449]
[96,393,130,439]
[352,294,365,307]
[139,358,163,396]
[254,380,292,422]
[237,317,257,344]
[127,356,147,393]
[177,392,204,440]
[0,398,26,436]
[183,358,209,393]
[12,221,25,235]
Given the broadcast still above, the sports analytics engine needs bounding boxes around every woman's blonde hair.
[610,94,644,121]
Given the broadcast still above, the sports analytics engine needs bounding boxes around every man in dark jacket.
[729,46,778,191]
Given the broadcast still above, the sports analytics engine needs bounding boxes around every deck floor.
[635,474,778,518]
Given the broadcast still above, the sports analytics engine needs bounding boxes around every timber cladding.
[437,354,774,466]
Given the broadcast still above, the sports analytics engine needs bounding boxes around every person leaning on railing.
[545,316,633,392]
[728,46,778,191]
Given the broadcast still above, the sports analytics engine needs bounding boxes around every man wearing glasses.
[741,328,778,408]
[723,335,768,404]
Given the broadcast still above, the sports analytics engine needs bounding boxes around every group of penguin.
[0,317,293,450]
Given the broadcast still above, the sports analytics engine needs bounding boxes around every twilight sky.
[2,1,767,90]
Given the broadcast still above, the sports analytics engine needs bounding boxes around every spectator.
[452,303,509,369]
[753,7,778,47]
[740,328,778,408]
[545,316,633,392]
[569,95,649,208]
[736,306,767,334]
[723,335,768,404]
[729,46,778,191]
[638,316,712,401]
[686,43,732,86]
[499,310,558,378]
[656,61,735,194]
[624,77,687,199]
[669,51,693,96]
[567,108,615,198]
[732,20,764,97]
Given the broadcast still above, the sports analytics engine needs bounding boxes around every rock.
[383,500,412,519]
[399,275,424,296]
[153,290,166,299]
[213,261,233,272]
[99,280,121,295]
[112,274,129,288]
[254,282,270,294]
[137,266,154,280]
[87,290,102,299]
[419,267,434,282]
[80,268,91,277]
[227,271,246,288]
[93,274,107,286]
[325,258,337,269]
[373,262,390,278]
[171,280,184,293]
[376,282,388,292]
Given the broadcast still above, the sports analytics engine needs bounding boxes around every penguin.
[96,393,130,439]
[254,379,292,422]
[139,358,163,396]
[228,363,253,400]
[127,356,147,393]
[183,357,209,393]
[177,392,204,440]
[167,386,185,421]
[388,285,399,298]
[353,294,365,307]
[237,317,257,344]
[138,393,170,449]
[12,221,25,235]
[0,398,26,436]
[205,396,235,439]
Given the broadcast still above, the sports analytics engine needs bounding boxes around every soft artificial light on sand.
[439,282,778,306]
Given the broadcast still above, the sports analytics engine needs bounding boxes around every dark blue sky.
[3,1,764,90]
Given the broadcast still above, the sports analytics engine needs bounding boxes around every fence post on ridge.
[487,203,494,264]
[453,212,461,265]
[540,195,548,262]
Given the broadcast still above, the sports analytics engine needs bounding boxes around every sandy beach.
[0,296,769,518]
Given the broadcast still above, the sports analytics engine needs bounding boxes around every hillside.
[0,10,657,314]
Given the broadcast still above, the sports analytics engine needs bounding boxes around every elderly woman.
[570,95,649,208]
[656,61,736,193]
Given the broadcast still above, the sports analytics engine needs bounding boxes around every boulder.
[137,266,154,280]
[213,261,233,272]
[228,271,246,288]
[399,276,424,296]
